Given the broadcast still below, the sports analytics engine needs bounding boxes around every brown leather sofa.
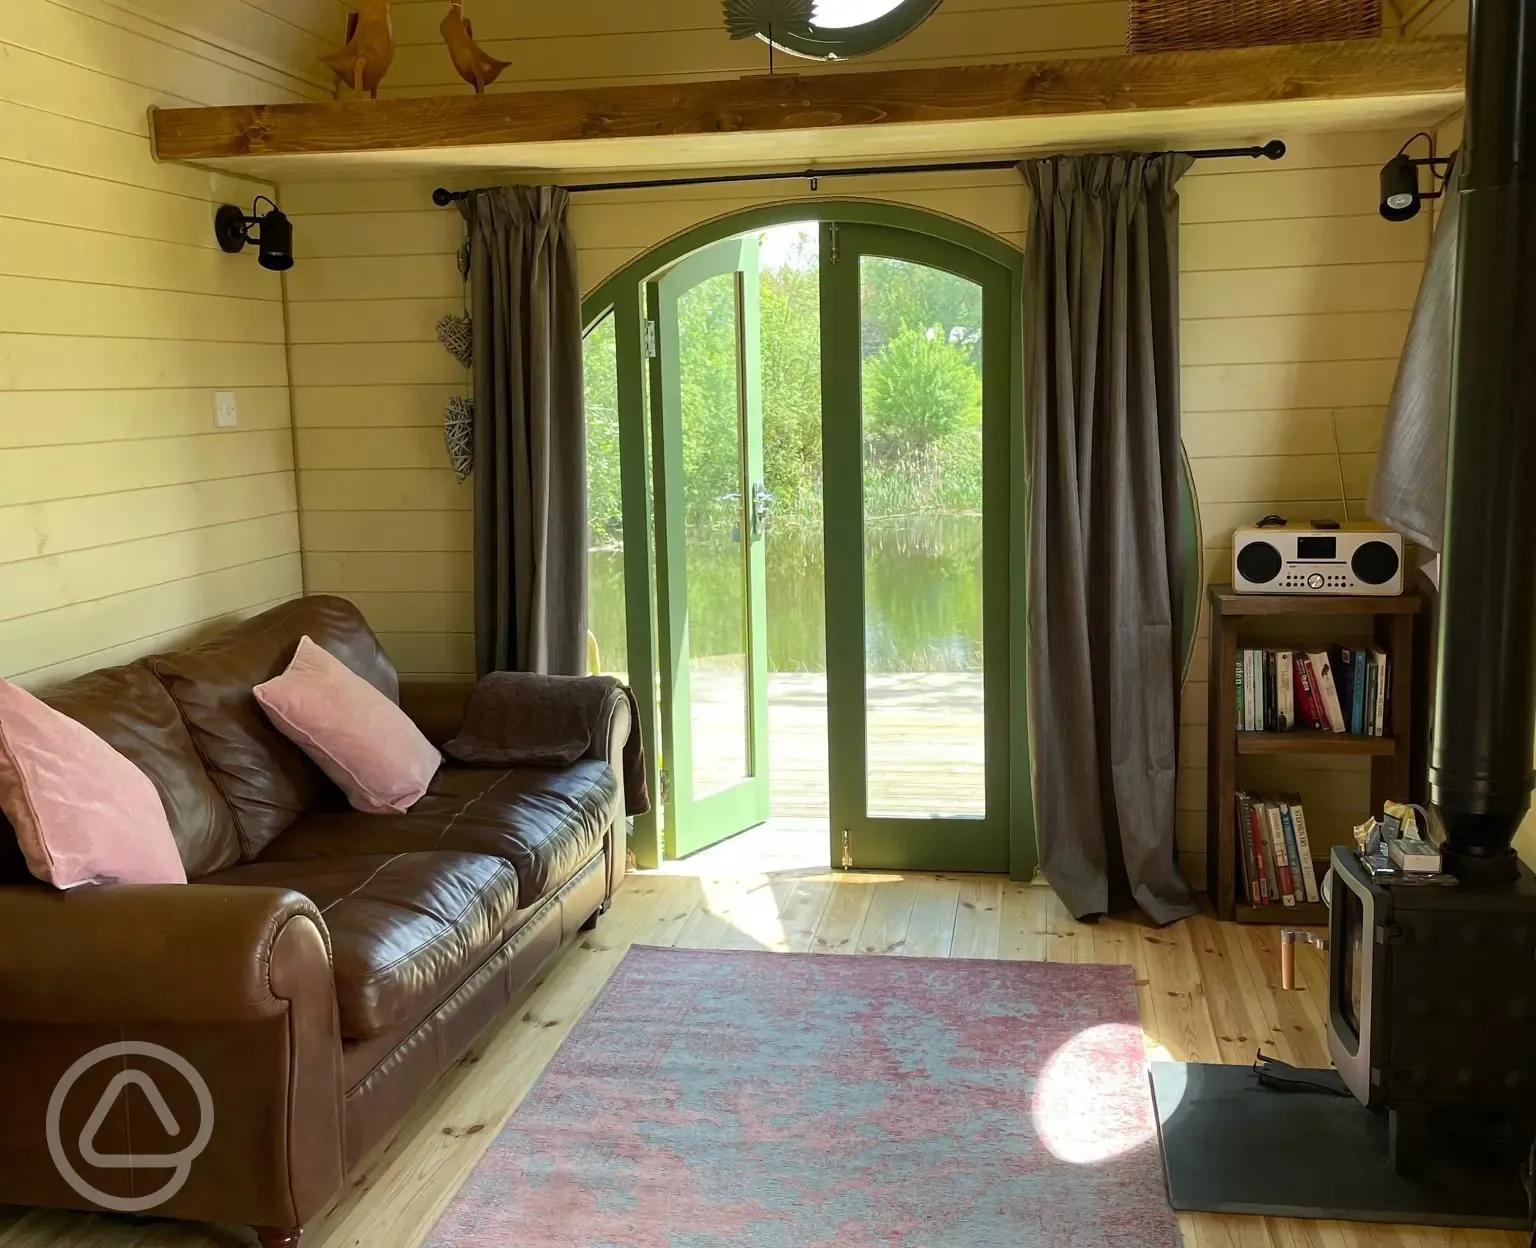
[0,596,629,1245]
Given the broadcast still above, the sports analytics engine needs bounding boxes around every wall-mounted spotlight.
[1379,132,1454,223]
[215,197,294,272]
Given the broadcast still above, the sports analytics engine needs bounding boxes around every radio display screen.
[1297,536,1337,560]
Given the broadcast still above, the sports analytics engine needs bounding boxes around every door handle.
[750,481,774,540]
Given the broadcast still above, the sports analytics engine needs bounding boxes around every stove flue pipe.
[1430,0,1536,879]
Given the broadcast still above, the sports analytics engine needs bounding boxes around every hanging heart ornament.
[436,313,474,368]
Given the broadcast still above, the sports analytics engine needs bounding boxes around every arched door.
[584,202,1035,875]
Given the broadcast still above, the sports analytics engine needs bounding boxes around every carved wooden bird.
[321,0,395,99]
[442,1,511,94]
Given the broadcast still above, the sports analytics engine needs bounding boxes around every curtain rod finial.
[1261,139,1287,161]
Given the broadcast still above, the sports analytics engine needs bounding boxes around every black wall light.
[215,196,294,271]
[1379,132,1454,222]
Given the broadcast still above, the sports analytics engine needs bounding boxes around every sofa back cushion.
[42,663,242,878]
[152,596,400,860]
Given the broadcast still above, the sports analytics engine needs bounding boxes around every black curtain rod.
[431,140,1286,205]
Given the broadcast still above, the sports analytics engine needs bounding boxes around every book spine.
[1277,649,1293,731]
[1245,650,1258,732]
[1236,792,1260,905]
[1352,648,1368,734]
[1236,651,1246,732]
[1331,645,1354,731]
[1264,651,1277,732]
[1251,801,1273,903]
[1265,803,1296,906]
[1364,660,1378,736]
[1382,648,1394,734]
[1313,652,1347,733]
[1289,798,1322,903]
[1295,655,1322,730]
[1279,803,1305,902]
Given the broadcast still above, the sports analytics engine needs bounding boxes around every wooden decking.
[690,669,985,822]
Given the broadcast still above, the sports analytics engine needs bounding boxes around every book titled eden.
[1235,645,1389,736]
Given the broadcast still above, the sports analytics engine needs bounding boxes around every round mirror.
[773,0,941,59]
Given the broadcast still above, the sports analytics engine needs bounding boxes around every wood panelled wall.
[1403,0,1467,37]
[358,0,1410,98]
[0,0,340,688]
[283,126,1436,883]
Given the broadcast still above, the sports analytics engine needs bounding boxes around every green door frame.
[645,238,772,858]
[581,198,1202,879]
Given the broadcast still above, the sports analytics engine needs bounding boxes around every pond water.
[589,512,983,676]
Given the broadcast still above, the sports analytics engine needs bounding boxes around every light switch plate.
[214,392,238,428]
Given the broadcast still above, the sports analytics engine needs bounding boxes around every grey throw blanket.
[444,672,650,815]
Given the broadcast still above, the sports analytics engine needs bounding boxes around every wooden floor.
[1,836,1523,1248]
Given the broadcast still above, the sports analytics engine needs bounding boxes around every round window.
[772,0,942,60]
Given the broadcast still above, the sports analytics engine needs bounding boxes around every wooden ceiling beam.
[151,36,1466,164]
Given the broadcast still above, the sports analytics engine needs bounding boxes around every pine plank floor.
[0,833,1523,1248]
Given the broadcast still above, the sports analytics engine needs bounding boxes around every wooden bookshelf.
[1206,584,1422,923]
[1237,730,1397,757]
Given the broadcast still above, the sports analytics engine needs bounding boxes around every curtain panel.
[459,186,588,676]
[1021,152,1198,925]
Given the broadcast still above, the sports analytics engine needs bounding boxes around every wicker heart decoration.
[436,313,474,368]
[444,394,474,480]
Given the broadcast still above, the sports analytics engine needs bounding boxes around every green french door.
[646,238,772,858]
[818,223,1015,872]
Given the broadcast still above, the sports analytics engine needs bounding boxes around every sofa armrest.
[0,883,330,1024]
[398,678,475,748]
[594,682,631,774]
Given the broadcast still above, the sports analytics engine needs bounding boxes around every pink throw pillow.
[255,636,440,814]
[0,677,187,889]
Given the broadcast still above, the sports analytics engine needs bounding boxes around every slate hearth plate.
[1151,1062,1530,1230]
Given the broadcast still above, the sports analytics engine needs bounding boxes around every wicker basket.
[1127,0,1382,52]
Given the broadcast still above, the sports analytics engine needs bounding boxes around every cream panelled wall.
[1404,0,1467,37]
[284,127,1436,882]
[0,0,342,688]
[376,0,1127,95]
[362,0,1411,96]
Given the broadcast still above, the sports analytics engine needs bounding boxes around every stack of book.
[1235,645,1389,735]
[1235,791,1321,907]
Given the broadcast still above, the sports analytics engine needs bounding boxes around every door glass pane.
[584,311,627,680]
[859,257,985,818]
[758,224,826,822]
[679,271,752,799]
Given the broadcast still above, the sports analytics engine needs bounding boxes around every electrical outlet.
[214,392,238,428]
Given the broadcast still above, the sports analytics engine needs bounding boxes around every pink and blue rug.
[425,946,1176,1247]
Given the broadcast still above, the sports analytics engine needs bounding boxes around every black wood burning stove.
[1327,848,1536,1156]
[1152,0,1536,1228]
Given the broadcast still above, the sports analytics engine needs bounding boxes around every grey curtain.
[460,186,588,676]
[1369,156,1460,553]
[1021,153,1197,925]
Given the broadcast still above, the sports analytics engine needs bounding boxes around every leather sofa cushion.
[258,762,619,908]
[207,851,519,1042]
[40,664,241,878]
[152,597,400,862]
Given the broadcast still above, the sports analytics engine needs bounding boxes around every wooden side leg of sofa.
[580,905,605,932]
[256,1228,302,1246]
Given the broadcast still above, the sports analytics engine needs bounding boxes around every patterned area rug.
[424,947,1177,1247]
